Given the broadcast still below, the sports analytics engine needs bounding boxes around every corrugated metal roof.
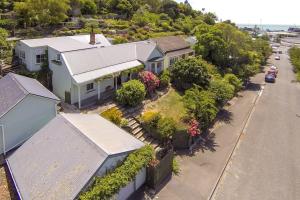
[151,36,191,54]
[7,114,144,200]
[72,60,142,84]
[62,41,161,84]
[0,73,59,118]
[20,34,111,52]
[62,114,144,155]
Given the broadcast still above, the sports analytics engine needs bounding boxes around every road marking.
[209,84,265,200]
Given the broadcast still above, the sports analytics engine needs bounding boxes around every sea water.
[237,24,300,31]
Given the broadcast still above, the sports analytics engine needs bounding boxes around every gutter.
[5,158,23,200]
[0,125,5,155]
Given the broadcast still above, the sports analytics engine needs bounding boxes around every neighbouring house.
[50,41,164,108]
[15,33,111,71]
[6,113,145,200]
[0,73,59,155]
[151,35,195,67]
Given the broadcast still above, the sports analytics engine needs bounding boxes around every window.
[157,62,162,73]
[36,54,46,64]
[86,83,94,91]
[170,57,177,66]
[56,54,61,61]
[20,51,25,59]
[151,63,156,72]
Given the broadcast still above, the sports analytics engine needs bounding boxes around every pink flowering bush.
[139,71,160,94]
[187,119,201,137]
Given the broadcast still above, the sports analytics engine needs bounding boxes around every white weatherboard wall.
[116,168,146,200]
[0,95,57,154]
[50,52,73,102]
[15,42,47,71]
[96,154,128,177]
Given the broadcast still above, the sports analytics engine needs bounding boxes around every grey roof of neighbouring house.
[20,34,111,52]
[6,113,144,200]
[151,36,192,54]
[0,73,59,118]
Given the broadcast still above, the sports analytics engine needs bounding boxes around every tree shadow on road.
[188,133,219,156]
[245,82,261,92]
[217,109,233,125]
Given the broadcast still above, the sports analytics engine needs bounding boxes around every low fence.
[146,149,173,190]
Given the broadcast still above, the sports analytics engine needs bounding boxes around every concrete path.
[153,67,265,199]
[212,46,300,199]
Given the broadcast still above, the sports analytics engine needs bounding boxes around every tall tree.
[14,0,70,26]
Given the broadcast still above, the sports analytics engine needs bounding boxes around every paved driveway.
[213,46,300,200]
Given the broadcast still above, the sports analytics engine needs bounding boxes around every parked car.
[270,65,279,74]
[267,70,277,78]
[275,55,280,60]
[265,73,276,83]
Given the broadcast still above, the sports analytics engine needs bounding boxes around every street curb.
[208,83,265,200]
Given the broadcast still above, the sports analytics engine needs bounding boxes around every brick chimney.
[89,26,95,45]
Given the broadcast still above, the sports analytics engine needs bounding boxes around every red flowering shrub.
[187,119,201,137]
[139,71,160,94]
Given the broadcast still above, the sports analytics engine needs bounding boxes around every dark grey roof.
[0,73,59,118]
[151,36,192,54]
[7,114,144,200]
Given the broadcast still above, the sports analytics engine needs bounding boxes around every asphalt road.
[213,46,300,200]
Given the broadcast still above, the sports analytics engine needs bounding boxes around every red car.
[267,70,277,78]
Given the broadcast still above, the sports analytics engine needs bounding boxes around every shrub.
[224,73,243,93]
[139,71,160,94]
[141,111,161,134]
[157,117,176,140]
[80,145,154,200]
[172,158,180,175]
[100,107,123,125]
[116,80,146,107]
[170,57,211,90]
[183,87,218,130]
[159,70,171,89]
[187,119,201,137]
[209,79,235,107]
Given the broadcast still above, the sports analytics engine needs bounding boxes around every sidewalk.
[152,72,265,200]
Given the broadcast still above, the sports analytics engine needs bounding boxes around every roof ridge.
[60,114,109,156]
[8,73,29,96]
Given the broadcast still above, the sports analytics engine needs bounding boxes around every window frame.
[86,83,94,92]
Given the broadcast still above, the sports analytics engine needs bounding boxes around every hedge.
[80,145,154,200]
[100,107,123,125]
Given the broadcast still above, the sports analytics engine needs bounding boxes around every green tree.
[14,0,70,26]
[81,0,97,15]
[224,73,243,93]
[170,57,211,90]
[160,0,179,19]
[116,80,146,107]
[209,79,234,107]
[183,86,218,130]
[0,28,9,60]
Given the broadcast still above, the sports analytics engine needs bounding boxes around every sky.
[176,0,300,25]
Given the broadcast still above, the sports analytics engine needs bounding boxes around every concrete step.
[130,123,140,130]
[132,127,143,135]
[135,130,145,139]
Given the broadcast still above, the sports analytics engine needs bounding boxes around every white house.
[6,113,145,200]
[0,73,60,155]
[50,40,164,108]
[14,33,111,71]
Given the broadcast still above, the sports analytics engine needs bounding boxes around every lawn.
[144,88,188,130]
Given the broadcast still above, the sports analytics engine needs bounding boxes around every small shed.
[6,113,145,200]
[0,73,60,155]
